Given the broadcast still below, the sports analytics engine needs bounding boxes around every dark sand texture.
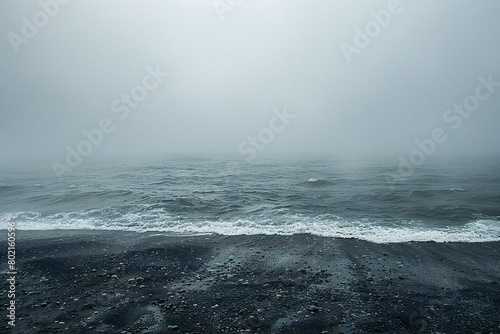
[2,230,500,333]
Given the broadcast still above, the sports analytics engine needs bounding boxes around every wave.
[1,209,499,244]
[410,189,467,197]
[192,189,226,194]
[302,178,333,186]
[53,190,134,203]
[22,189,135,204]
[0,185,21,193]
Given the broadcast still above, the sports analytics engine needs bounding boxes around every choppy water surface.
[1,156,499,243]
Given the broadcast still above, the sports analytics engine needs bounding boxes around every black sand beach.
[2,231,500,333]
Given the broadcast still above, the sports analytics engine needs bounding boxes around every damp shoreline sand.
[2,230,500,333]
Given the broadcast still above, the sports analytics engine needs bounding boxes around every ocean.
[1,156,499,243]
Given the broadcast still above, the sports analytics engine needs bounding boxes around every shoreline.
[2,230,500,333]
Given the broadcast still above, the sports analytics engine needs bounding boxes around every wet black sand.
[2,230,500,333]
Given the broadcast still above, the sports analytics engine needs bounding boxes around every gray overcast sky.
[1,0,499,164]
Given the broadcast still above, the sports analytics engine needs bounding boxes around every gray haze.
[1,0,500,165]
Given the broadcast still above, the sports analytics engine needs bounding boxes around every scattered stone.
[308,305,320,313]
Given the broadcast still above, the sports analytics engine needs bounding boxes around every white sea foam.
[1,211,499,244]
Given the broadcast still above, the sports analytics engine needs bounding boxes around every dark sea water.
[1,156,499,243]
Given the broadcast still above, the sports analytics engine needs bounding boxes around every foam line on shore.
[2,211,499,243]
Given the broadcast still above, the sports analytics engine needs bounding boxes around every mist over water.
[1,1,500,242]
[1,0,500,164]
